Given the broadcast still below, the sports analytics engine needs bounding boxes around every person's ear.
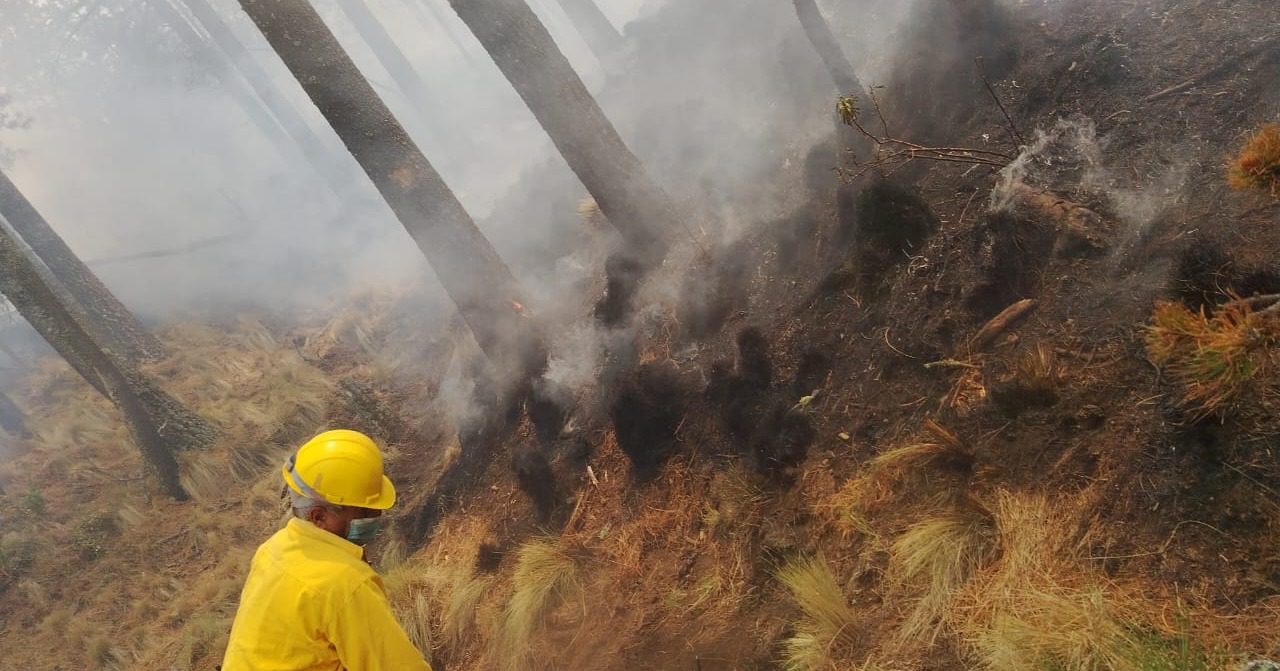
[307,506,326,526]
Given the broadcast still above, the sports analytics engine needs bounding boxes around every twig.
[976,56,1025,147]
[883,327,917,359]
[1145,36,1280,101]
[924,358,981,370]
[869,85,890,138]
[970,299,1039,352]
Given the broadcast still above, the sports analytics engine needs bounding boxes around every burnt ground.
[401,0,1280,668]
[2,1,1279,670]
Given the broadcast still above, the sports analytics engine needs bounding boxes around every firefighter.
[220,430,431,671]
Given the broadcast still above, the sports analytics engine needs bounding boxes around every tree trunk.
[235,0,544,374]
[0,220,218,499]
[0,337,22,367]
[552,0,621,64]
[413,0,479,64]
[145,0,305,171]
[336,1,440,125]
[0,391,28,438]
[793,0,864,98]
[448,0,676,267]
[0,169,166,365]
[177,0,357,195]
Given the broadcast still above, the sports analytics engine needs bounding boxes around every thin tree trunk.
[0,169,166,365]
[0,391,28,438]
[0,219,218,499]
[0,337,22,367]
[177,0,356,195]
[145,0,303,170]
[413,0,479,64]
[448,0,676,266]
[235,0,544,374]
[336,1,440,125]
[552,0,620,63]
[793,0,865,98]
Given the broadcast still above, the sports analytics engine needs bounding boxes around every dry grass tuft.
[392,589,436,662]
[493,538,582,671]
[777,554,859,671]
[1228,123,1280,196]
[950,492,1229,671]
[443,572,494,648]
[1146,299,1280,416]
[889,503,997,646]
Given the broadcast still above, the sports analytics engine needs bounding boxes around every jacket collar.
[287,517,364,559]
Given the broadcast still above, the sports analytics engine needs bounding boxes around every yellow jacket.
[220,518,431,671]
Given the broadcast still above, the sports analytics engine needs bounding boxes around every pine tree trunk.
[336,1,440,123]
[178,0,357,195]
[793,0,864,98]
[235,0,544,374]
[0,391,28,438]
[0,169,166,365]
[0,337,21,367]
[448,0,676,267]
[145,0,305,171]
[552,0,620,63]
[413,0,479,64]
[0,221,217,499]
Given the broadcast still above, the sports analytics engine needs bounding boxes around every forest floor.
[2,0,1280,670]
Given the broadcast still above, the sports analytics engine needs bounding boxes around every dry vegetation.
[1228,124,1280,197]
[1146,298,1280,417]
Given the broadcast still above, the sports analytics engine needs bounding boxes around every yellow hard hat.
[282,429,396,510]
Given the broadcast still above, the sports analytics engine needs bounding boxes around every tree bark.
[235,0,544,374]
[0,219,218,499]
[0,169,166,365]
[552,0,621,63]
[448,0,676,266]
[0,391,28,438]
[793,0,864,98]
[177,0,357,195]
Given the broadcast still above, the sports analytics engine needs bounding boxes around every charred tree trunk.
[448,0,676,267]
[552,0,621,63]
[235,0,543,374]
[793,0,864,98]
[0,169,165,365]
[0,391,28,438]
[177,0,356,195]
[0,219,217,499]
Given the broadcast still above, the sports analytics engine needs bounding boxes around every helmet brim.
[367,475,396,510]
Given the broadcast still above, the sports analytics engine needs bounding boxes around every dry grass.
[947,492,1233,671]
[493,538,582,671]
[1228,123,1280,196]
[1013,343,1061,391]
[777,554,860,671]
[1146,299,1280,416]
[443,572,494,648]
[888,503,997,646]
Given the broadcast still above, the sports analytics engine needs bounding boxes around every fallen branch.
[1145,36,1280,102]
[838,95,1012,178]
[1003,182,1107,256]
[970,299,1039,352]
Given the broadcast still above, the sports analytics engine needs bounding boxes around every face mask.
[345,516,382,546]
